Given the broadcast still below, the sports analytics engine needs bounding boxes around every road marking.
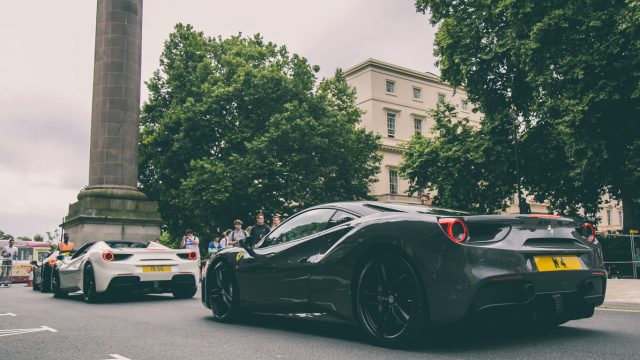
[103,355,132,360]
[0,313,17,317]
[597,307,640,313]
[0,325,57,337]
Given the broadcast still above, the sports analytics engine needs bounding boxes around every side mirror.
[239,237,258,257]
[30,261,38,266]
[56,255,65,261]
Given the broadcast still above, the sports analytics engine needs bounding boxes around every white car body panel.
[56,241,199,294]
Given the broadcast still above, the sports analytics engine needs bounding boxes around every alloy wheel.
[209,262,235,319]
[357,255,423,344]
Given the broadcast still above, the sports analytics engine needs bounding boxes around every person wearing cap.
[228,220,248,247]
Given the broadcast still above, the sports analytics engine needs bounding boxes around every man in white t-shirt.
[1,239,18,279]
[180,229,200,258]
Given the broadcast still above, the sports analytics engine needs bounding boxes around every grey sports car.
[201,201,606,347]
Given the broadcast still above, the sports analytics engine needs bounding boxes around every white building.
[343,58,623,231]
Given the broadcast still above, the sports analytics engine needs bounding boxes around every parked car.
[201,201,606,347]
[51,241,199,303]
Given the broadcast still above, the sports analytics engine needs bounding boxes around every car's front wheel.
[208,261,241,322]
[355,253,427,348]
[51,269,67,299]
[40,267,51,293]
[83,264,103,303]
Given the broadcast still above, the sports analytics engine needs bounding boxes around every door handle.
[297,257,309,264]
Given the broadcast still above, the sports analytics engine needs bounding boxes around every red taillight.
[187,251,198,261]
[438,218,468,243]
[529,214,561,219]
[102,251,115,262]
[582,223,596,243]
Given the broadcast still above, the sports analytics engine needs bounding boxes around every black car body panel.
[202,201,606,326]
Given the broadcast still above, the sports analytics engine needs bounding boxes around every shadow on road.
[58,292,191,304]
[202,312,607,352]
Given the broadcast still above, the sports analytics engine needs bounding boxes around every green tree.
[140,24,381,244]
[416,0,640,229]
[401,102,515,212]
[0,230,13,240]
[33,234,44,242]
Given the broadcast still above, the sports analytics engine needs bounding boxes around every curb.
[599,302,640,311]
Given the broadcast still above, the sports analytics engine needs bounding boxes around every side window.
[259,209,336,248]
[71,243,94,259]
[328,210,358,228]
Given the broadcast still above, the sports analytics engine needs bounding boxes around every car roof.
[312,201,469,217]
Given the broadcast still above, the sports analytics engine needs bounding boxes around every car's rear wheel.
[355,253,426,348]
[83,264,102,303]
[208,261,240,322]
[51,269,67,299]
[172,286,197,299]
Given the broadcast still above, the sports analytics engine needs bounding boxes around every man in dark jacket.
[250,213,271,242]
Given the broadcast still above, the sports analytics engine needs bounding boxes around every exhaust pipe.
[523,283,536,301]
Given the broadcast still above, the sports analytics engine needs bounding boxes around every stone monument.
[63,0,161,246]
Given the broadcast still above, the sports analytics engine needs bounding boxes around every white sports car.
[51,241,199,303]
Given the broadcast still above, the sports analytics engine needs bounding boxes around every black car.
[201,201,606,347]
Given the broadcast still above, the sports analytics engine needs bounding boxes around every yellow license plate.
[142,265,171,273]
[534,256,583,272]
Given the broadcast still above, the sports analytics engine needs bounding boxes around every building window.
[438,93,445,103]
[386,80,395,94]
[389,169,398,195]
[413,87,422,100]
[619,211,623,227]
[414,118,423,136]
[387,112,396,138]
[607,210,612,225]
[461,100,468,111]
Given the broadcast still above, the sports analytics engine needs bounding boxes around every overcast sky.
[0,0,438,238]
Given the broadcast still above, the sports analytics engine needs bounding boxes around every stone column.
[63,0,161,246]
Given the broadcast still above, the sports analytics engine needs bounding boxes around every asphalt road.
[1,285,639,360]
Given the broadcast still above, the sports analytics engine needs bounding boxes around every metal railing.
[599,233,640,279]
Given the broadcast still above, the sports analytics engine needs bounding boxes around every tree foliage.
[139,24,381,244]
[401,103,515,213]
[416,0,640,228]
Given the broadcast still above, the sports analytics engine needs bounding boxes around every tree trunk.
[621,191,640,233]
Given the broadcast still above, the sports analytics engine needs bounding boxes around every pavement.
[2,285,640,360]
[601,279,640,311]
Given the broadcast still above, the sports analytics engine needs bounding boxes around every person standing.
[180,229,200,258]
[250,213,271,242]
[1,238,18,280]
[271,214,282,228]
[228,220,248,247]
[59,233,74,252]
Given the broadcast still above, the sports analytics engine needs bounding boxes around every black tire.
[40,266,51,293]
[51,269,67,299]
[172,286,197,299]
[83,264,102,303]
[208,261,241,322]
[355,253,427,348]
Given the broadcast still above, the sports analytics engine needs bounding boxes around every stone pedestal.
[64,186,162,246]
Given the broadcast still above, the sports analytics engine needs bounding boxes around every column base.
[63,186,162,247]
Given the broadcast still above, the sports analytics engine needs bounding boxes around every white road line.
[0,325,57,337]
[104,354,132,360]
[0,313,17,317]
[597,307,640,313]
